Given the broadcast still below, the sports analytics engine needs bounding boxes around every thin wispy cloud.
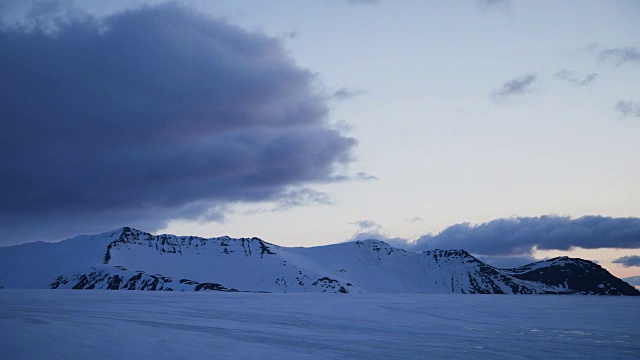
[275,188,333,210]
[351,220,383,231]
[355,172,378,181]
[345,0,380,5]
[243,188,333,215]
[263,188,334,213]
[583,43,599,52]
[623,276,640,286]
[348,225,409,248]
[332,171,378,182]
[477,0,511,12]
[614,101,640,119]
[491,74,537,102]
[599,46,640,66]
[332,87,365,101]
[613,255,640,267]
[281,30,298,39]
[555,70,598,86]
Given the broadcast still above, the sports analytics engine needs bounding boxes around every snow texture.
[0,290,639,360]
[0,227,637,295]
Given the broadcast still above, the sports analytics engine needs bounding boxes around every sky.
[1,0,639,277]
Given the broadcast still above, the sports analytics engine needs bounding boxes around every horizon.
[2,222,638,280]
[1,1,639,279]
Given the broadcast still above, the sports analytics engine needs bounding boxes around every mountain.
[0,227,637,295]
[623,276,640,288]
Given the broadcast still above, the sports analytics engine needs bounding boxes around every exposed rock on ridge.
[0,227,636,295]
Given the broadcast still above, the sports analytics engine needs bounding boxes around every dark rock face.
[422,249,534,294]
[421,249,639,295]
[504,257,640,295]
[8,227,640,295]
[193,283,238,292]
[50,267,239,292]
[108,227,278,258]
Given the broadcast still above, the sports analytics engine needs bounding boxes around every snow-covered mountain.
[0,227,637,295]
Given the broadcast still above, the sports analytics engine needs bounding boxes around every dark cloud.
[345,215,640,261]
[474,255,538,269]
[408,216,423,223]
[491,74,537,102]
[407,215,640,256]
[0,3,356,243]
[614,100,640,119]
[599,46,640,67]
[555,70,598,86]
[613,256,640,268]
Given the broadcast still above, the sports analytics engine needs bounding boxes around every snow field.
[1,290,638,359]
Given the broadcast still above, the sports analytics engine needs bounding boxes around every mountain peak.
[354,239,392,247]
[1,228,637,295]
[422,249,475,262]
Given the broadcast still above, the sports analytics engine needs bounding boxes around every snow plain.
[1,290,638,360]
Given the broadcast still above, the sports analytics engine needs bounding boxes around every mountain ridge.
[0,227,637,295]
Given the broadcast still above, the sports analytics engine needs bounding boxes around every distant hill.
[623,276,640,289]
[0,227,637,295]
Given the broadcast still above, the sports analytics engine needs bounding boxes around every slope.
[0,227,637,295]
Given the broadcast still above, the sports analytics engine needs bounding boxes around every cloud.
[614,100,640,119]
[244,188,333,214]
[477,0,511,12]
[346,215,640,262]
[599,46,640,66]
[474,255,538,269]
[623,276,640,286]
[0,3,356,243]
[407,215,640,256]
[613,256,640,268]
[491,74,537,102]
[331,171,378,182]
[345,0,380,5]
[408,216,423,223]
[272,188,333,210]
[282,30,298,39]
[555,70,598,86]
[347,220,410,248]
[351,220,383,231]
[349,232,410,249]
[479,0,510,5]
[355,172,378,181]
[332,87,365,101]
